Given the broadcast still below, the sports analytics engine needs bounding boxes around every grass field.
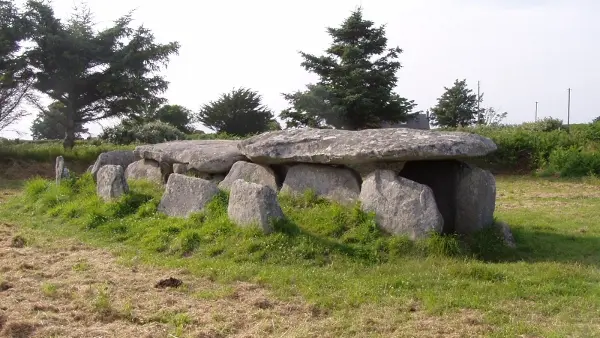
[0,175,599,337]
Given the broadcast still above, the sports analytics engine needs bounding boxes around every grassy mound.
[19,174,510,265]
[3,174,511,307]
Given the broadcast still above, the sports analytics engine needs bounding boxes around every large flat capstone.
[134,140,246,173]
[238,128,497,165]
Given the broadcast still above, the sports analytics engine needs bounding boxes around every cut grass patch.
[1,174,599,336]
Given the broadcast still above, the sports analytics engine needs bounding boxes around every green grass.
[1,174,600,336]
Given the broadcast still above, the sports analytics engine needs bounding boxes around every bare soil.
[0,220,492,338]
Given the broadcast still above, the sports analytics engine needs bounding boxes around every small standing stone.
[497,221,516,248]
[157,174,219,218]
[96,165,129,201]
[55,156,69,185]
[227,179,283,234]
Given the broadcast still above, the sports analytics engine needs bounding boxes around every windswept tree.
[429,79,479,128]
[197,87,277,136]
[23,1,179,149]
[30,101,88,140]
[281,7,416,130]
[479,107,507,126]
[0,0,33,131]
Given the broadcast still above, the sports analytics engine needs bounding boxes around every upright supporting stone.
[157,174,219,218]
[281,164,361,204]
[96,165,129,201]
[227,180,283,234]
[455,166,496,234]
[125,159,172,185]
[359,170,443,240]
[91,150,136,182]
[218,161,278,192]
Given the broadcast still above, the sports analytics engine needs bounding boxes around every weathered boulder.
[281,164,361,204]
[218,161,278,192]
[134,140,246,173]
[125,159,172,184]
[96,165,129,201]
[157,174,219,218]
[91,151,136,181]
[227,180,283,234]
[455,166,496,234]
[359,170,443,239]
[238,128,497,165]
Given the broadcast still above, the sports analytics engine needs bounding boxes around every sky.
[2,0,599,139]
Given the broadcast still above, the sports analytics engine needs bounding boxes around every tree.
[131,104,193,133]
[280,84,337,129]
[30,101,88,140]
[23,1,179,149]
[0,0,33,131]
[281,7,416,130]
[429,79,479,128]
[197,87,276,136]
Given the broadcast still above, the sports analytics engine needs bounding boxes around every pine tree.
[197,88,276,136]
[429,79,479,128]
[281,8,415,129]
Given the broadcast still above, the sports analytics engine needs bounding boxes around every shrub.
[521,117,564,132]
[543,146,600,177]
[100,121,186,145]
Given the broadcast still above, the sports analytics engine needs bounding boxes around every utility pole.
[567,88,572,132]
[535,101,538,121]
[477,81,481,112]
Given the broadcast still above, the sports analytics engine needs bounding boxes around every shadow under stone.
[399,160,466,234]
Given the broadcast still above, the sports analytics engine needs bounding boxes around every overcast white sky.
[2,0,599,139]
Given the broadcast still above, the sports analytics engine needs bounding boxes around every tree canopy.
[197,88,277,136]
[281,8,415,130]
[0,0,34,131]
[22,0,179,149]
[429,79,479,128]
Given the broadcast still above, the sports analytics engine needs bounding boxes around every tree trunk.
[63,105,76,150]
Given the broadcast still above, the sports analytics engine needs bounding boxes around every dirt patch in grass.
[0,159,90,181]
[0,223,488,337]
